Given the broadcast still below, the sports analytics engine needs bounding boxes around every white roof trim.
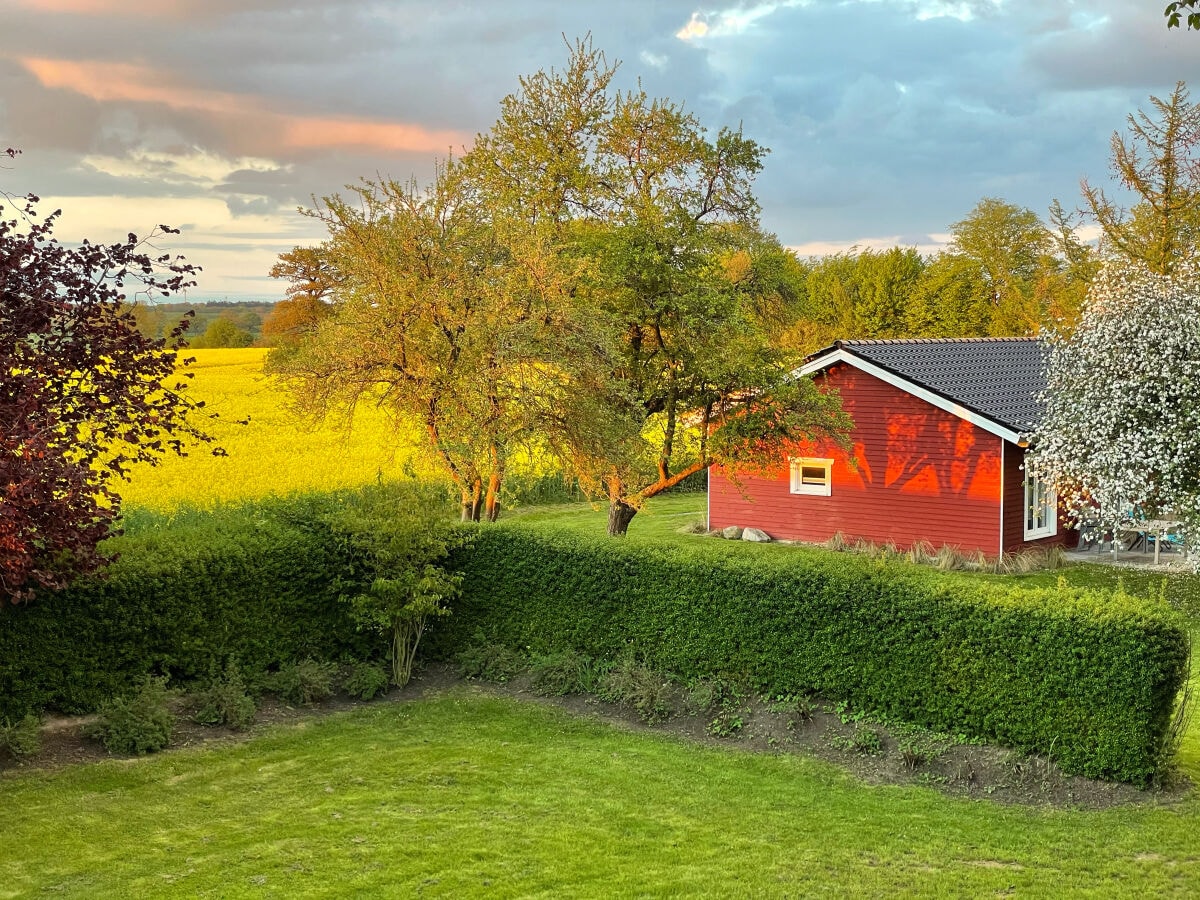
[792,348,1026,446]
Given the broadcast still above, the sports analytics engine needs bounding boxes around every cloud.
[80,148,283,185]
[789,233,951,258]
[225,196,278,217]
[677,12,710,40]
[5,0,1196,301]
[640,50,669,70]
[20,57,470,155]
[676,2,811,42]
[13,0,182,13]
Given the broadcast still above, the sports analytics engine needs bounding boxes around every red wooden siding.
[1001,443,1078,553]
[709,362,1005,554]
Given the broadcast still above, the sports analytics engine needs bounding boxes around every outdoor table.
[1140,518,1183,565]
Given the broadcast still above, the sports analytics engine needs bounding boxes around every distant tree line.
[122,300,268,348]
[774,84,1200,352]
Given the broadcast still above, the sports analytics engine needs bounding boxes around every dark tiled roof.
[821,338,1048,435]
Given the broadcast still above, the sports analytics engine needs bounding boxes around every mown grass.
[2,692,1199,898]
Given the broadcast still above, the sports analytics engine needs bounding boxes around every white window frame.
[1023,474,1057,540]
[790,457,833,496]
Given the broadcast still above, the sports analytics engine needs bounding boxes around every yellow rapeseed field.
[120,348,438,511]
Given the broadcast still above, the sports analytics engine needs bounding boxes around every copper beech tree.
[1,155,215,601]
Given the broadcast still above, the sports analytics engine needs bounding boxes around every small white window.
[790,457,833,496]
[1023,475,1057,540]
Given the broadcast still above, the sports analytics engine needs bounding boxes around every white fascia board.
[791,348,1025,446]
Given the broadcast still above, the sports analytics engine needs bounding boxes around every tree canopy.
[1,163,215,601]
[781,197,1092,350]
[272,39,851,534]
[1027,260,1200,553]
[1082,82,1200,275]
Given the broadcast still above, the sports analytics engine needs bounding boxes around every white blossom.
[1027,260,1200,567]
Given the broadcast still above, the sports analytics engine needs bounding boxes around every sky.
[2,0,1198,304]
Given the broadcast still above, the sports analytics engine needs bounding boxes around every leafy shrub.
[322,482,470,688]
[273,659,338,706]
[0,714,41,759]
[529,650,599,696]
[766,693,815,726]
[438,527,1191,783]
[897,733,950,770]
[684,680,720,716]
[708,709,745,737]
[685,676,740,713]
[191,662,256,730]
[457,639,525,683]
[87,676,174,755]
[600,658,671,724]
[850,726,883,755]
[689,677,747,736]
[343,661,391,701]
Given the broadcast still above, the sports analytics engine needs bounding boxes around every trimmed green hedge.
[438,528,1191,783]
[0,496,376,720]
[2,495,1189,784]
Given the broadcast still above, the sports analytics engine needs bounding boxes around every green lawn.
[2,691,1199,898]
[5,493,1199,897]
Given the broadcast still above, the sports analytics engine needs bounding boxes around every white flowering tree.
[1027,261,1200,559]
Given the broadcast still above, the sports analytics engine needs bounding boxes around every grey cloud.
[5,0,1200,298]
[896,233,937,246]
[224,196,278,216]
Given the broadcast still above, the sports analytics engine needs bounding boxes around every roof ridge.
[842,336,1040,345]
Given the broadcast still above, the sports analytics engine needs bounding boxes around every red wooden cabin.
[708,338,1075,556]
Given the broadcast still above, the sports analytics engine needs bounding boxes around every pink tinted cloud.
[15,0,211,17]
[21,57,469,155]
[15,0,192,14]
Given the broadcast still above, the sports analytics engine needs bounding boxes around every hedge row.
[438,527,1191,783]
[0,496,377,720]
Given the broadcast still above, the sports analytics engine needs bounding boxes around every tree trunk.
[460,479,483,522]
[484,471,502,522]
[484,443,504,522]
[607,499,638,536]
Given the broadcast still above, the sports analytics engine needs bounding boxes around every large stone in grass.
[742,527,771,543]
[721,525,743,540]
